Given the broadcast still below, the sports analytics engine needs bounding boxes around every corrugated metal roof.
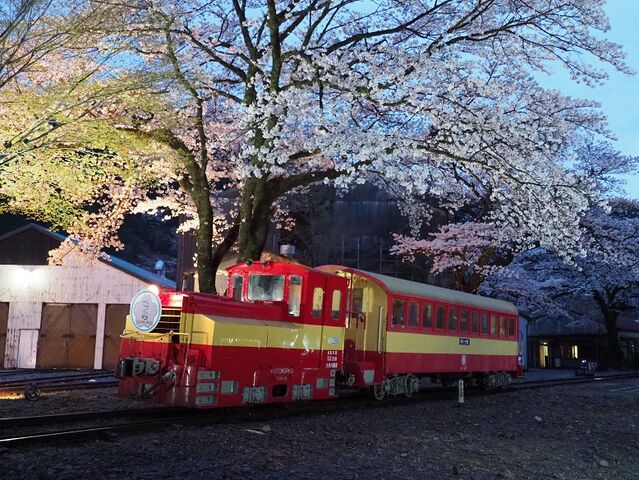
[0,223,175,289]
[321,266,518,314]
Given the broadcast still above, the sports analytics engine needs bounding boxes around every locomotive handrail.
[377,305,384,354]
[120,331,190,340]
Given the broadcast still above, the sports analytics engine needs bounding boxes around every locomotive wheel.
[24,385,41,401]
[373,383,385,401]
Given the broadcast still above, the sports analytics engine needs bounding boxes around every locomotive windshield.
[248,274,285,301]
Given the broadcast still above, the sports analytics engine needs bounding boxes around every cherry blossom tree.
[91,0,632,293]
[0,1,179,260]
[481,199,639,366]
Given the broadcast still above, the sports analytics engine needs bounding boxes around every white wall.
[0,260,154,369]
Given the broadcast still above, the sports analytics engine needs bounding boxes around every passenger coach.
[319,266,522,399]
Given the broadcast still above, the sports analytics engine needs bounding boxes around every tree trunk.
[237,176,273,261]
[190,185,216,294]
[603,309,623,367]
[593,290,624,368]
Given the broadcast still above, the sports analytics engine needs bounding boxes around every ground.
[1,378,638,479]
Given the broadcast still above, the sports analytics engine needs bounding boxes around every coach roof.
[319,266,518,315]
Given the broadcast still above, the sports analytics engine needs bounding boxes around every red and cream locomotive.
[117,260,522,408]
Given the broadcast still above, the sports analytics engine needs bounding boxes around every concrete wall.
[0,260,154,369]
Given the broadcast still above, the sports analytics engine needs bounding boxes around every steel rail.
[0,372,114,388]
[0,380,118,398]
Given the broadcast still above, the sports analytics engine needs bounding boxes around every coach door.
[344,283,366,363]
[38,304,97,369]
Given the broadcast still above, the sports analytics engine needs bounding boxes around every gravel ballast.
[1,377,638,479]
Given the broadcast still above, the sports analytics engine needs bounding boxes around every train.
[116,260,523,408]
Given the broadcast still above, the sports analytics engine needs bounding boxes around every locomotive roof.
[319,266,518,315]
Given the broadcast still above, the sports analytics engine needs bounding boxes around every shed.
[0,223,175,370]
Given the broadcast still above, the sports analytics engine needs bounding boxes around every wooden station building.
[0,224,175,370]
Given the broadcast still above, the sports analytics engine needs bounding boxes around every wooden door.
[102,304,128,371]
[38,304,97,368]
[67,304,97,368]
[38,304,69,368]
[0,303,8,368]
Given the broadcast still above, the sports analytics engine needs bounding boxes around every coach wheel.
[373,384,385,401]
[24,385,41,401]
[405,374,418,398]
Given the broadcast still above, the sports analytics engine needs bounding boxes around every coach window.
[422,303,433,329]
[232,275,244,301]
[508,317,516,337]
[331,291,342,320]
[471,311,479,334]
[352,288,364,313]
[312,288,324,318]
[481,312,489,334]
[460,309,468,333]
[499,316,506,337]
[392,299,405,327]
[408,302,419,327]
[436,306,446,329]
[448,307,457,331]
[490,314,497,336]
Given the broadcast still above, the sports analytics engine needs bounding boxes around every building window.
[570,345,579,359]
[408,302,419,327]
[331,290,342,320]
[392,299,405,327]
[422,304,433,329]
[288,276,302,316]
[448,308,457,331]
[312,288,324,318]
[436,306,446,329]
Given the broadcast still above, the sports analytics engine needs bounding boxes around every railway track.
[0,372,117,398]
[1,372,637,448]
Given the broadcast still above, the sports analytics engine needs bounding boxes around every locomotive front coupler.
[136,371,176,398]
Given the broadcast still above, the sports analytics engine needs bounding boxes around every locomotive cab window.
[288,276,302,317]
[248,275,285,301]
[331,290,342,320]
[508,317,516,337]
[231,275,244,301]
[408,302,419,327]
[392,299,405,327]
[312,288,324,318]
[490,314,497,336]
